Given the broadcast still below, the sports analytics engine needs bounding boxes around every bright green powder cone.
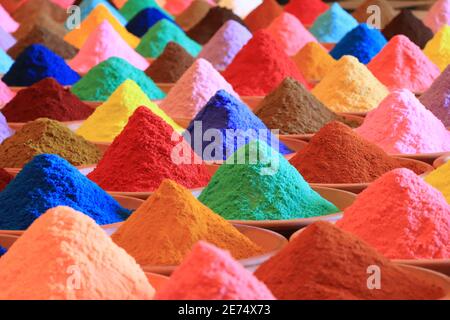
[120,0,172,21]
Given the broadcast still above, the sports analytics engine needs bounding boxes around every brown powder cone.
[12,0,68,24]
[13,12,67,40]
[244,0,283,32]
[352,0,396,29]
[175,0,213,31]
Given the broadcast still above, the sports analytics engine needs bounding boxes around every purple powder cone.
[0,112,13,143]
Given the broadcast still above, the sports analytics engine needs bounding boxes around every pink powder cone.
[0,4,19,33]
[0,80,15,107]
[424,0,450,33]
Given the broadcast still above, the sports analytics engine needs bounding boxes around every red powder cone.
[284,0,328,26]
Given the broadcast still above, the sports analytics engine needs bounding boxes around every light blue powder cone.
[79,0,127,25]
[0,49,13,74]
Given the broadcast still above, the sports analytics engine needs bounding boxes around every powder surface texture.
[176,0,213,31]
[0,154,131,230]
[217,0,262,19]
[284,0,328,25]
[2,44,80,86]
[0,80,15,106]
[71,57,165,101]
[423,25,450,72]
[13,11,67,41]
[265,12,317,56]
[425,161,450,204]
[79,0,127,25]
[120,0,168,21]
[137,19,201,58]
[126,7,175,37]
[0,118,101,167]
[77,79,179,142]
[222,30,309,96]
[0,4,18,33]
[0,112,13,143]
[0,245,6,256]
[0,26,16,51]
[330,24,387,64]
[310,3,358,43]
[156,241,275,300]
[2,77,93,122]
[160,58,239,119]
[424,0,450,33]
[164,0,196,15]
[12,0,67,24]
[88,107,209,191]
[0,206,154,299]
[356,90,450,154]
[112,180,261,265]
[199,140,339,220]
[338,169,450,259]
[185,90,291,160]
[289,121,426,184]
[382,9,433,49]
[145,42,194,83]
[419,65,450,127]
[198,20,252,71]
[255,221,444,299]
[367,35,440,93]
[69,21,149,74]
[0,168,13,191]
[312,55,389,112]
[292,42,336,83]
[64,4,139,49]
[0,49,13,74]
[187,7,248,45]
[352,0,396,29]
[243,0,282,32]
[7,26,78,60]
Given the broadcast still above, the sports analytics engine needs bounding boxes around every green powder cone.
[198,140,339,220]
[120,0,172,21]
[71,57,166,101]
[136,20,202,58]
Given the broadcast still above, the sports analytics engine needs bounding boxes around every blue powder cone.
[330,23,387,64]
[0,48,13,74]
[126,7,176,37]
[79,0,127,25]
[310,3,359,43]
[2,44,80,86]
[184,90,292,161]
[0,154,131,230]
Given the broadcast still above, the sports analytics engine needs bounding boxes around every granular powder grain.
[126,7,175,37]
[176,0,212,31]
[352,0,396,29]
[243,0,282,32]
[0,48,13,74]
[79,0,127,25]
[292,42,336,83]
[120,0,170,21]
[284,0,328,25]
[0,4,18,33]
[0,169,13,191]
[0,113,13,144]
[156,241,275,300]
[423,25,450,72]
[424,0,450,33]
[165,0,197,15]
[255,221,444,299]
[111,180,261,266]
[337,168,450,259]
[13,12,67,40]
[425,160,450,204]
[0,80,15,106]
[0,26,16,51]
[12,0,67,24]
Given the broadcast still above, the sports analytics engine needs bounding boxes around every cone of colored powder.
[284,0,328,26]
[0,206,154,299]
[71,57,165,101]
[425,161,450,204]
[352,0,396,29]
[166,0,207,16]
[312,55,389,113]
[13,11,67,40]
[217,0,262,19]
[52,0,78,8]
[265,12,317,56]
[292,42,336,83]
[0,112,13,143]
[198,20,252,71]
[198,140,339,220]
[2,44,80,86]
[126,7,175,37]
[0,118,101,167]
[69,21,149,74]
[112,180,261,266]
[0,49,14,74]
[64,4,140,49]
[136,19,201,58]
[79,0,127,25]
[0,4,18,33]
[337,168,450,259]
[185,90,292,160]
[0,154,131,230]
[419,65,450,127]
[0,26,16,52]
[367,35,440,93]
[2,77,93,122]
[243,0,282,32]
[330,24,387,64]
[176,0,212,31]
[222,30,309,96]
[120,0,170,21]
[255,221,445,299]
[156,241,275,300]
[7,26,78,60]
[424,25,450,72]
[187,7,248,45]
[310,3,358,43]
[160,58,240,119]
[0,80,14,105]
[0,169,13,191]
[145,42,194,83]
[424,0,450,33]
[289,121,427,184]
[356,90,450,155]
[382,9,433,49]
[12,0,67,24]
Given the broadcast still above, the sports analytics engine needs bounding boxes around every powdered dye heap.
[0,154,131,230]
[0,48,13,74]
[0,168,12,191]
[2,78,93,122]
[425,160,450,204]
[337,168,450,259]
[0,80,14,106]
[356,90,450,155]
[424,0,450,33]
[423,25,450,71]
[199,140,339,220]
[0,113,13,144]
[285,0,328,25]
[243,0,282,32]
[420,65,450,127]
[352,0,396,29]
[0,27,16,52]
[79,0,126,25]
[165,0,196,15]
[217,0,262,19]
[156,242,275,300]
[0,4,18,33]
[126,7,175,37]
[12,0,67,25]
[0,206,154,299]
[293,42,336,83]
[176,0,212,30]
[120,0,168,21]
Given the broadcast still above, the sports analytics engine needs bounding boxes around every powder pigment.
[0,80,14,106]
[424,0,450,33]
[425,161,450,204]
[13,11,67,41]
[423,25,450,71]
[120,0,169,21]
[293,42,336,83]
[0,26,16,51]
[0,112,13,144]
[352,0,396,29]
[79,0,127,25]
[0,49,13,74]
[176,0,213,31]
[12,0,67,24]
[0,168,13,191]
[284,0,328,25]
[217,0,262,19]
[0,4,18,33]
[243,0,282,32]
[126,7,175,37]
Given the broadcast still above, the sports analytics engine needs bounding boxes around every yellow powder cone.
[312,55,389,113]
[425,161,450,204]
[423,25,450,71]
[64,4,139,49]
[76,79,182,142]
[293,42,336,83]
